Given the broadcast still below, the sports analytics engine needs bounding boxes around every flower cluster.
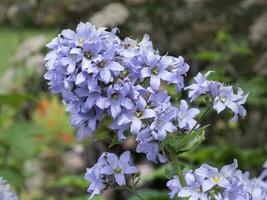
[0,177,19,200]
[44,22,248,163]
[186,72,248,121]
[84,151,137,199]
[167,160,267,200]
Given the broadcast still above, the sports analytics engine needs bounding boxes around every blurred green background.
[0,0,267,199]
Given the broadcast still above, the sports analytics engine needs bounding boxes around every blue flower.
[117,96,156,135]
[175,100,200,130]
[186,71,212,101]
[90,47,124,83]
[85,165,106,200]
[101,151,137,186]
[178,171,208,200]
[140,50,172,91]
[136,128,166,163]
[105,83,134,118]
[85,151,138,198]
[167,176,182,199]
[195,159,238,191]
[0,177,19,200]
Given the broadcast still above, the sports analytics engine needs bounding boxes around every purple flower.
[140,50,172,90]
[213,86,239,114]
[117,96,156,135]
[150,118,177,141]
[101,151,137,186]
[136,128,166,163]
[195,159,238,191]
[186,71,213,101]
[167,176,182,199]
[178,172,208,200]
[81,42,102,71]
[90,47,124,83]
[231,88,248,121]
[85,151,138,198]
[85,165,106,199]
[212,85,248,121]
[0,177,19,200]
[167,56,190,91]
[105,83,134,118]
[175,100,200,130]
[167,160,267,199]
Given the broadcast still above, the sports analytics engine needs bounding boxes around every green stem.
[165,146,186,187]
[188,105,211,135]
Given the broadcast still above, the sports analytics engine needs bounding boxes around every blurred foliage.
[0,122,42,191]
[32,97,75,150]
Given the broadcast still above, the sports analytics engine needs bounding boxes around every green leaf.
[230,44,252,55]
[163,126,207,155]
[0,168,25,190]
[215,31,231,44]
[164,164,176,179]
[0,93,34,108]
[193,51,227,62]
[237,77,267,105]
[176,126,207,154]
[47,175,88,189]
[109,134,120,148]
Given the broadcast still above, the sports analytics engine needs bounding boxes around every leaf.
[230,44,252,55]
[193,51,227,62]
[108,134,120,148]
[215,31,231,44]
[237,77,267,105]
[163,126,208,155]
[47,175,88,189]
[164,164,176,179]
[176,126,207,154]
[0,93,34,108]
[0,168,25,190]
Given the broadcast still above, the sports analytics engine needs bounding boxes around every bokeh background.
[0,0,267,199]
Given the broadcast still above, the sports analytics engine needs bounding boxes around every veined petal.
[118,114,133,125]
[124,166,138,174]
[101,166,114,175]
[178,187,193,197]
[107,153,119,167]
[111,104,121,118]
[115,174,126,186]
[119,151,130,163]
[141,67,151,78]
[100,69,111,83]
[143,109,156,119]
[130,119,142,134]
[108,61,124,71]
[150,75,161,91]
[202,179,214,192]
